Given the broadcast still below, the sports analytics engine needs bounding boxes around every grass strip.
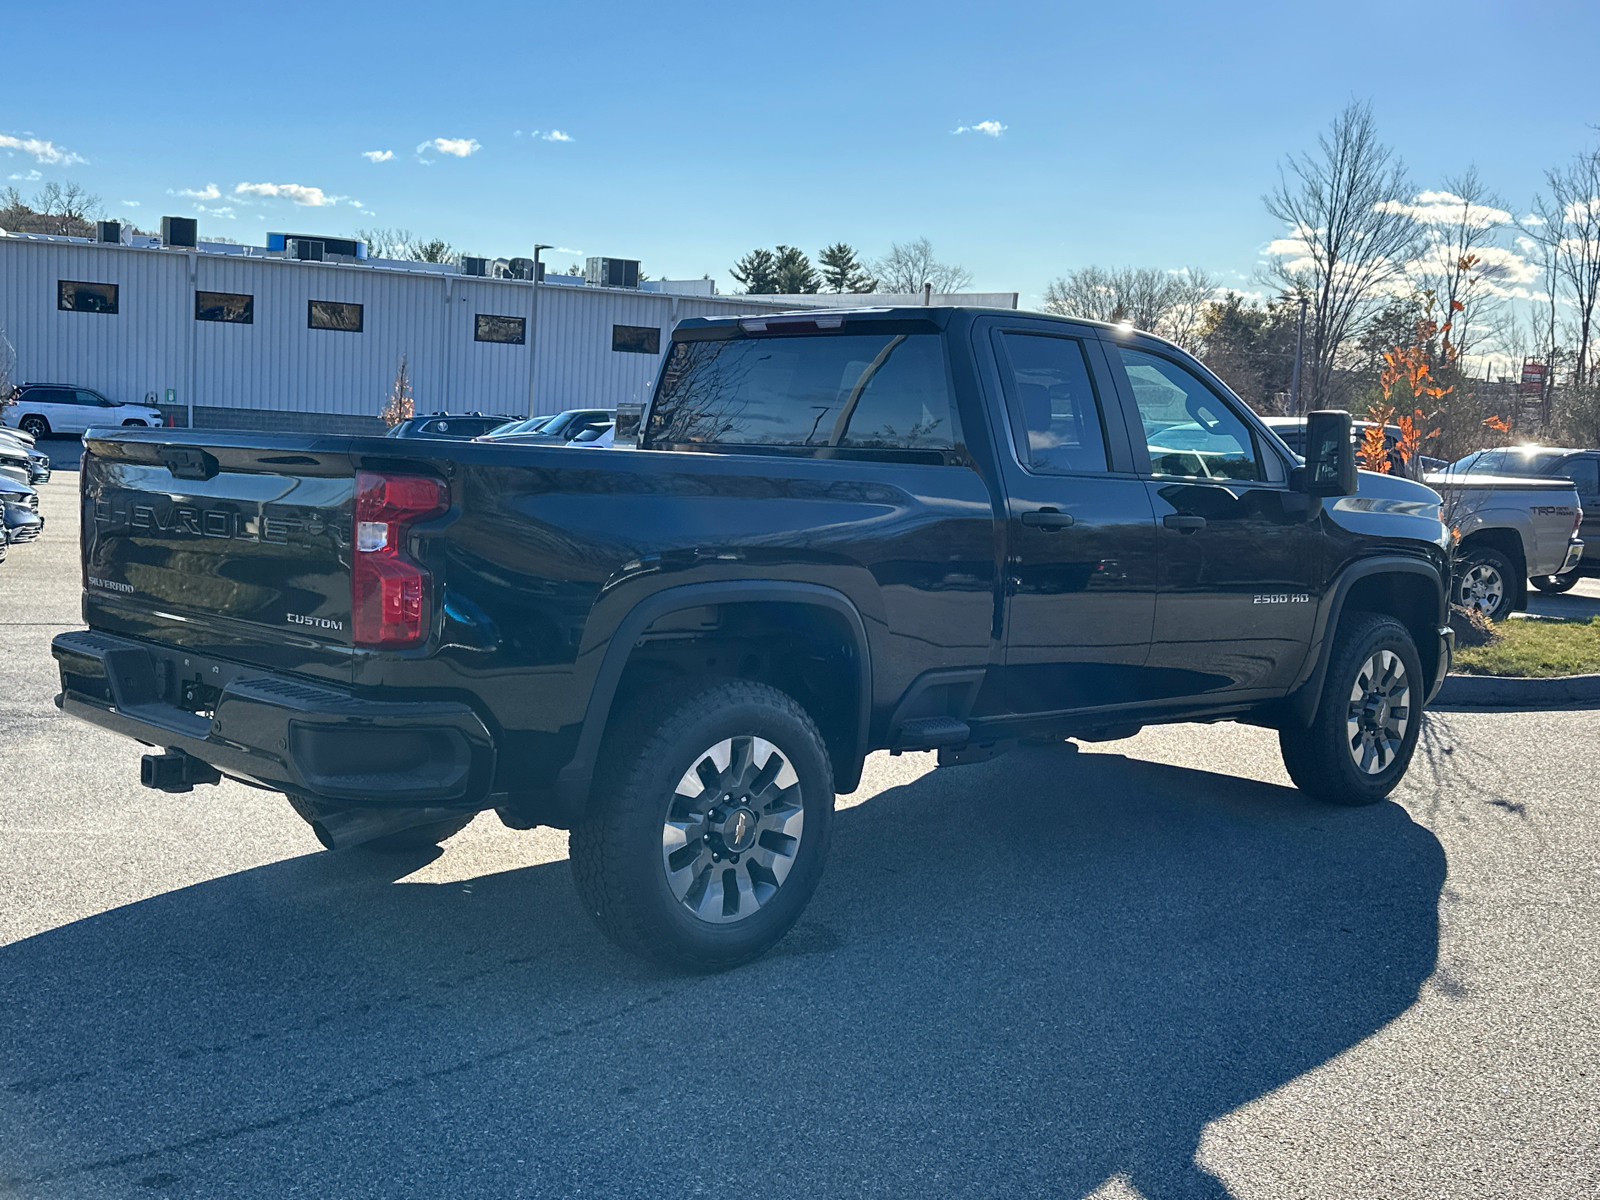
[1452,615,1600,678]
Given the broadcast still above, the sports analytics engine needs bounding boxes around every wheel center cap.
[721,806,759,853]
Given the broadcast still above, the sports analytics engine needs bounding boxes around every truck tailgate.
[82,436,356,662]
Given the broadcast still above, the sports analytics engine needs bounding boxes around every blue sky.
[3,0,1597,308]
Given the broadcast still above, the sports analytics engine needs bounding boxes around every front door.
[984,324,1162,714]
[1108,343,1323,698]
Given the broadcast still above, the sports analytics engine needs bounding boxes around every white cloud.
[553,246,583,255]
[1374,190,1511,229]
[362,150,394,162]
[234,181,333,206]
[8,169,41,182]
[171,183,221,200]
[121,200,140,208]
[952,121,1007,137]
[417,137,480,157]
[543,130,573,143]
[513,129,523,138]
[196,205,236,220]
[0,134,86,165]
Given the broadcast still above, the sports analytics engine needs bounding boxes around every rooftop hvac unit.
[161,216,198,248]
[287,239,325,262]
[585,257,640,289]
[506,257,535,281]
[97,221,121,245]
[461,256,488,277]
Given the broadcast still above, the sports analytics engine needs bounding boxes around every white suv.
[4,384,165,437]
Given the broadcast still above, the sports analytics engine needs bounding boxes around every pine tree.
[772,245,820,294]
[731,248,779,294]
[819,243,875,293]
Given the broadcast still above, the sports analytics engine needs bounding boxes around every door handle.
[1021,508,1075,530]
[1163,513,1207,532]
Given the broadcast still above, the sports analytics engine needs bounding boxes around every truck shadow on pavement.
[0,747,1445,1199]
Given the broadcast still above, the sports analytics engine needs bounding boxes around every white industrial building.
[0,229,1016,433]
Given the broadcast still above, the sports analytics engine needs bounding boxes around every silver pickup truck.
[1424,470,1584,621]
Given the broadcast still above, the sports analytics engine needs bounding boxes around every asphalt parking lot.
[2,441,1597,1199]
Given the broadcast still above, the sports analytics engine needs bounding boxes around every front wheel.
[1280,613,1424,806]
[1530,572,1579,594]
[1453,548,1517,622]
[569,681,834,971]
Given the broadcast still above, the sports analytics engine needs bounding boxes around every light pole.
[526,243,553,418]
[1289,293,1309,416]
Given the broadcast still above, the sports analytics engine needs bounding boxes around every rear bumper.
[52,630,495,808]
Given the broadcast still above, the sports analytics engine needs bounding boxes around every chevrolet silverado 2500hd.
[54,307,1454,969]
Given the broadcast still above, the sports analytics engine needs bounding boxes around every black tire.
[1279,613,1424,807]
[1453,548,1517,622]
[569,680,834,971]
[18,415,48,439]
[121,419,148,427]
[285,793,474,852]
[1530,572,1580,594]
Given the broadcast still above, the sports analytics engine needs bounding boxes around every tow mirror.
[1298,409,1358,496]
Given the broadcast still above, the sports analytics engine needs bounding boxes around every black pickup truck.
[54,306,1454,969]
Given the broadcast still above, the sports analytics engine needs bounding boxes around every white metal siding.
[0,238,822,422]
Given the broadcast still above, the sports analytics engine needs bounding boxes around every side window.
[1561,457,1600,497]
[647,332,957,457]
[77,390,109,408]
[1119,347,1265,482]
[50,389,82,406]
[996,332,1110,474]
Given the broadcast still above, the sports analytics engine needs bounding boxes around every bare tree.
[1532,147,1600,385]
[0,326,17,404]
[1397,168,1513,362]
[381,353,415,427]
[1042,265,1215,350]
[871,238,973,294]
[1264,101,1423,407]
[355,227,417,259]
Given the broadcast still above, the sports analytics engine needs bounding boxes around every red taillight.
[352,471,448,646]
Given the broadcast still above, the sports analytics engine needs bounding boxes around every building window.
[474,314,526,344]
[58,280,118,314]
[612,324,661,355]
[308,300,363,332]
[195,291,254,324]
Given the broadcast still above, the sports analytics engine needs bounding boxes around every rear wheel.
[1453,548,1517,622]
[18,415,48,439]
[569,680,834,971]
[1530,572,1579,594]
[1280,613,1423,806]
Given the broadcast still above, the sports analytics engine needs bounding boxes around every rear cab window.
[644,324,961,464]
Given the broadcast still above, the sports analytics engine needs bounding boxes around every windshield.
[1448,448,1564,475]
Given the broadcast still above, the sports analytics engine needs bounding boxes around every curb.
[1434,671,1600,709]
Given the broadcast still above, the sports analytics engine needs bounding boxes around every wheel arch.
[1456,527,1527,611]
[549,581,873,825]
[1285,557,1446,728]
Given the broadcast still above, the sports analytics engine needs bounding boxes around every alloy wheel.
[661,735,805,924]
[1346,649,1411,775]
[1458,562,1504,616]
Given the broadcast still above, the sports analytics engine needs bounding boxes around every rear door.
[1105,341,1322,699]
[32,387,79,432]
[978,318,1162,713]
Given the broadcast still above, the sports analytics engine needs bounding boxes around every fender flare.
[1286,556,1447,727]
[550,580,874,817]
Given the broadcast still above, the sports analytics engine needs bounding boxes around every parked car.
[0,438,33,487]
[56,306,1455,970]
[3,383,163,437]
[0,478,43,546]
[1422,459,1584,619]
[1,428,53,484]
[384,412,519,440]
[477,408,615,443]
[1443,445,1600,594]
